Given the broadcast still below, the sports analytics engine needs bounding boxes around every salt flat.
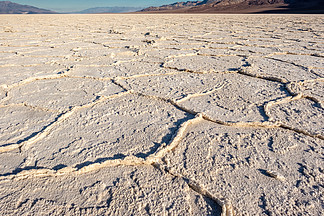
[0,14,323,215]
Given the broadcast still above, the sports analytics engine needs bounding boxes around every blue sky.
[11,0,185,12]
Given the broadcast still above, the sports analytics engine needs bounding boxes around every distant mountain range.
[0,1,56,14]
[0,2,142,14]
[1,0,322,14]
[73,7,144,14]
[140,0,324,13]
[142,1,202,11]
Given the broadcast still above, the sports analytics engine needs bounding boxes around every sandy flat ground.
[0,14,323,215]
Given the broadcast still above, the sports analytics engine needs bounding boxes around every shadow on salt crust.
[0,106,57,148]
[269,98,324,136]
[0,166,222,215]
[164,121,323,215]
[6,78,123,111]
[23,94,191,169]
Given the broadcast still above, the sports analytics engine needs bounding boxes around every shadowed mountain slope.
[140,0,324,13]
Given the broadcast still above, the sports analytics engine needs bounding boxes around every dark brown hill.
[139,0,324,13]
[141,1,202,12]
[0,1,57,14]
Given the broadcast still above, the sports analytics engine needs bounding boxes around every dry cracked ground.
[0,14,323,215]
